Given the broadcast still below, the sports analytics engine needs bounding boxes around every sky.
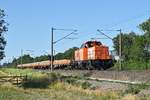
[0,0,150,63]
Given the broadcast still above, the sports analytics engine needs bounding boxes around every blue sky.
[0,0,150,63]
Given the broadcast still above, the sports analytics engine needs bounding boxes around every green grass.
[0,68,118,100]
[0,68,44,77]
[0,68,91,89]
[0,82,122,100]
[0,70,7,75]
[0,68,52,88]
[1,82,150,100]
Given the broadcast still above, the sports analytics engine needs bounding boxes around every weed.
[22,75,50,88]
[124,84,150,95]
[81,81,91,89]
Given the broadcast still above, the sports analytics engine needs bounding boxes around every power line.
[91,37,110,40]
[65,37,78,40]
[53,28,77,31]
[53,30,77,44]
[106,11,149,29]
[97,29,113,40]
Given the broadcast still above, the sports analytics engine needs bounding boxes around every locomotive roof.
[80,41,102,48]
[85,41,102,44]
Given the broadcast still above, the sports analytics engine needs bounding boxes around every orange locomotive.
[17,41,113,70]
[73,41,113,70]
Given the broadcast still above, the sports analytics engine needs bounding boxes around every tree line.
[113,18,150,69]
[4,47,78,67]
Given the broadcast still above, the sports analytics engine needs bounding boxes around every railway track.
[37,69,150,83]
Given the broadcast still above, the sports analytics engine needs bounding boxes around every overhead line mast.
[97,29,122,70]
[50,27,77,72]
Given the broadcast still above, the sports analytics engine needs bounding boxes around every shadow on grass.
[22,73,59,89]
[22,77,50,88]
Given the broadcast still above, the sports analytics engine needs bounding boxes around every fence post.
[25,74,27,81]
[17,75,18,86]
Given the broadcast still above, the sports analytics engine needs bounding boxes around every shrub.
[125,85,140,94]
[22,73,61,88]
[124,84,149,95]
[81,81,91,89]
[82,72,92,77]
[22,75,50,88]
[64,77,77,85]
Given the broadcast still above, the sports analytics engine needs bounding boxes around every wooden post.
[25,74,27,81]
[17,75,18,86]
[119,29,122,70]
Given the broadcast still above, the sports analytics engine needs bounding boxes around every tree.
[0,9,8,60]
[14,54,34,64]
[139,18,150,44]
[139,17,150,69]
[112,17,150,69]
[113,32,136,60]
[55,47,78,60]
[34,55,49,62]
[139,18,150,34]
[114,33,147,60]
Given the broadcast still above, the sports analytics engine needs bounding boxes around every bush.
[125,84,149,94]
[64,77,77,85]
[22,75,50,88]
[82,72,92,77]
[125,85,140,94]
[22,73,62,88]
[81,81,91,89]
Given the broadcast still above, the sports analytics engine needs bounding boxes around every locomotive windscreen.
[80,41,102,48]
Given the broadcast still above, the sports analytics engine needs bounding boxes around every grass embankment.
[0,68,150,100]
[0,82,122,100]
[0,68,120,100]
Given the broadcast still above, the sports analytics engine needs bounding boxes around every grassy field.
[0,68,150,100]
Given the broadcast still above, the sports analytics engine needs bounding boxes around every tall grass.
[114,60,150,70]
[0,82,122,100]
[50,82,121,100]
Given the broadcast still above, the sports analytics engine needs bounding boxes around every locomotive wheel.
[86,60,93,70]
